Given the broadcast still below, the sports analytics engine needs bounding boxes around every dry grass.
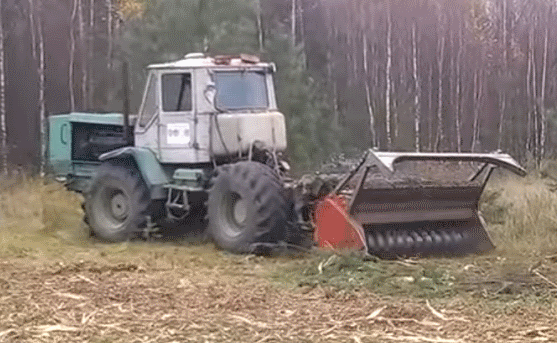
[0,176,557,342]
[481,174,557,256]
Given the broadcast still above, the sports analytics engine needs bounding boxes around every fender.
[99,147,170,199]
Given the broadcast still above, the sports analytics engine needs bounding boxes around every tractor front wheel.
[84,162,151,242]
[207,161,288,253]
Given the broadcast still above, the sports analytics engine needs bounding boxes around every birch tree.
[78,0,87,109]
[106,0,113,69]
[88,0,95,109]
[412,20,420,152]
[69,0,78,111]
[0,1,6,175]
[435,14,445,152]
[539,9,549,159]
[38,15,46,176]
[363,34,376,148]
[385,6,393,149]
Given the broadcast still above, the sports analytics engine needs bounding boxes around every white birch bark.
[29,0,37,60]
[526,24,532,153]
[106,0,113,69]
[435,27,445,152]
[0,1,7,175]
[455,25,464,153]
[530,22,538,160]
[385,7,392,150]
[540,18,549,159]
[69,0,78,111]
[497,92,506,150]
[256,0,263,52]
[363,34,376,148]
[428,64,433,151]
[78,0,87,109]
[291,0,296,46]
[38,17,46,176]
[471,70,483,153]
[88,0,95,109]
[412,21,420,152]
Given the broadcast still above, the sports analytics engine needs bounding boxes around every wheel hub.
[110,192,129,220]
[223,193,248,237]
[232,198,247,225]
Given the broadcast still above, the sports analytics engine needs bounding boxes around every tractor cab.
[134,53,287,165]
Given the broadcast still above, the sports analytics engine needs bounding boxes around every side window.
[139,75,158,127]
[162,73,192,112]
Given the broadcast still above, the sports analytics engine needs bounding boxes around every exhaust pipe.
[122,61,132,146]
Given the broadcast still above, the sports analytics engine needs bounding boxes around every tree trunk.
[29,0,37,60]
[69,0,77,111]
[540,17,549,160]
[471,70,483,153]
[497,92,506,150]
[428,64,433,151]
[256,0,263,51]
[455,25,463,153]
[526,23,532,154]
[529,21,538,161]
[291,0,296,46]
[88,0,95,109]
[0,1,7,175]
[435,26,445,152]
[78,0,86,110]
[38,17,46,176]
[412,21,420,152]
[106,0,113,69]
[385,7,392,150]
[363,34,376,148]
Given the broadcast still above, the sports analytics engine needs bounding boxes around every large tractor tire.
[84,162,151,242]
[207,161,288,254]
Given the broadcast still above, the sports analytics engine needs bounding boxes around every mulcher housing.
[313,151,526,258]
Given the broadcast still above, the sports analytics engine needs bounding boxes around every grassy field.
[1,174,557,342]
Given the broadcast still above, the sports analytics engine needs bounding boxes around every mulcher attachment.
[314,150,526,259]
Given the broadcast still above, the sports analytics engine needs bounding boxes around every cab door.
[134,72,161,154]
[157,70,201,163]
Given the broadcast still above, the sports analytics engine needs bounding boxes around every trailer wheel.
[207,161,288,253]
[84,162,150,242]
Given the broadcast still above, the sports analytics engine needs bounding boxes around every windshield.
[214,71,268,110]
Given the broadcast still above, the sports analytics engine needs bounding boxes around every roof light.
[184,52,205,59]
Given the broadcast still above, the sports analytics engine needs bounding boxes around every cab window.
[138,74,158,127]
[162,73,192,112]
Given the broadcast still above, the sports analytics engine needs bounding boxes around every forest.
[1,0,556,173]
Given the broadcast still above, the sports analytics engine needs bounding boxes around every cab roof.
[148,53,273,70]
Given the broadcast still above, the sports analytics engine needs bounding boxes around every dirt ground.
[1,242,557,343]
[1,180,557,343]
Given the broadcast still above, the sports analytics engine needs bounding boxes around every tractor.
[48,53,527,258]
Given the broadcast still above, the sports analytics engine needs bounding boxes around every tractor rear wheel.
[207,161,288,253]
[84,162,150,242]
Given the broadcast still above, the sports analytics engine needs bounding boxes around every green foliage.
[268,40,346,172]
[116,0,345,170]
[271,252,457,299]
